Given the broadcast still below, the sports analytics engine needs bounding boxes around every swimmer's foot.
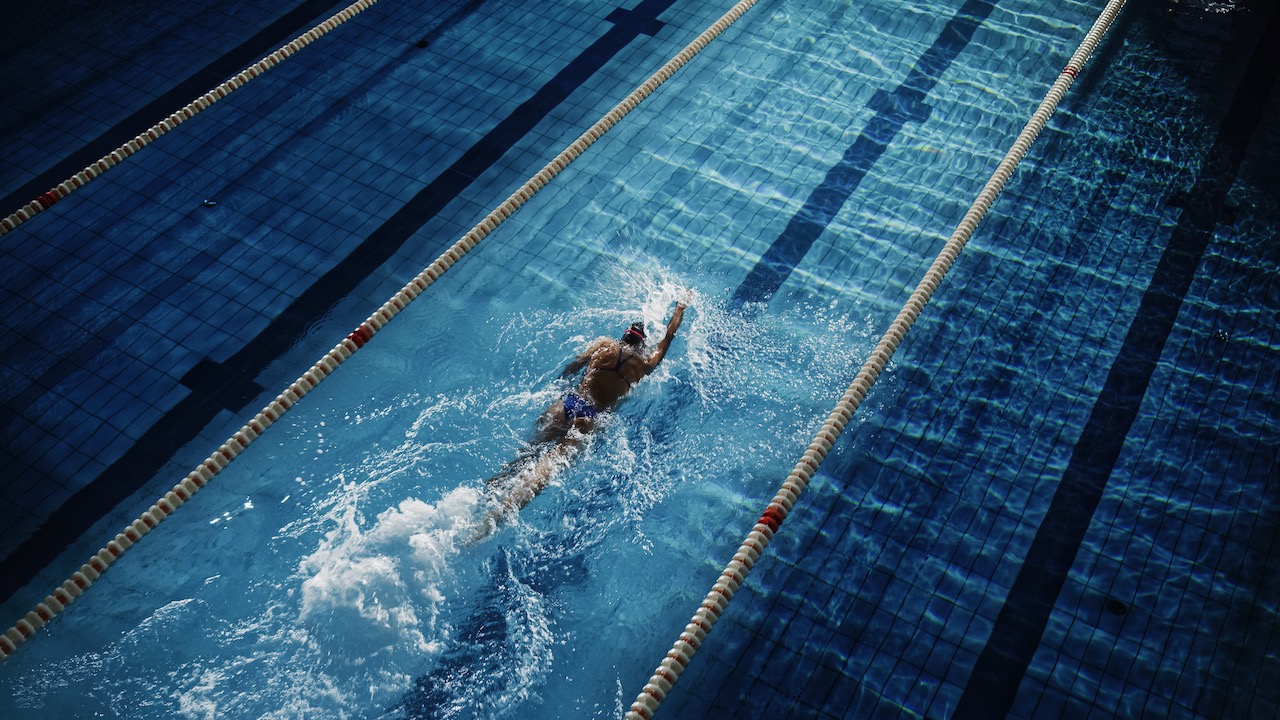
[465,507,503,546]
[465,498,521,547]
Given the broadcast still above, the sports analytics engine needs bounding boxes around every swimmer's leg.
[533,399,570,445]
[469,422,591,544]
[485,399,570,488]
[500,426,589,509]
[484,443,545,488]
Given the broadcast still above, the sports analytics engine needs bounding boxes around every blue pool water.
[1,0,1278,718]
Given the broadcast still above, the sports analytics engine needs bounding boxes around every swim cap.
[622,322,646,345]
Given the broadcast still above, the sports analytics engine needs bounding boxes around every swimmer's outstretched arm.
[644,302,686,370]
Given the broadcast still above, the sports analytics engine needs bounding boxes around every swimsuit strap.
[611,348,639,386]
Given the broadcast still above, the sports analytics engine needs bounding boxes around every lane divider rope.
[0,0,383,237]
[622,1,1127,717]
[0,0,764,661]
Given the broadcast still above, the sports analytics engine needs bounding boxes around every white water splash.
[298,486,483,658]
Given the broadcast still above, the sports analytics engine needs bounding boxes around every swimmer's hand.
[675,289,695,310]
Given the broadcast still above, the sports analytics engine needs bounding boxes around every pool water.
[1,0,1277,718]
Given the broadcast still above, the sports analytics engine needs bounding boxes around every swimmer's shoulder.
[582,336,617,365]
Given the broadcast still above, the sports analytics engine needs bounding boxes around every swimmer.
[472,300,687,540]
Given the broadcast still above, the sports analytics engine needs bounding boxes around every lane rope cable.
[622,1,1127,717]
[0,0,384,237]
[0,0,764,660]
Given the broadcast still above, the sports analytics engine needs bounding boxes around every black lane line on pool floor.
[731,0,998,306]
[0,0,343,213]
[0,0,675,604]
[954,4,1280,717]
